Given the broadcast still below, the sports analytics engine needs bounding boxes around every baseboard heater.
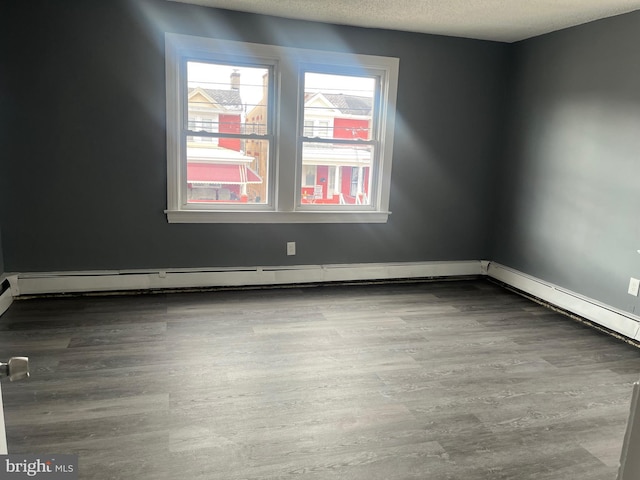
[8,261,485,297]
[487,263,640,342]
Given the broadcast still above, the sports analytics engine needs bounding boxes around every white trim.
[0,276,14,319]
[165,209,391,223]
[0,290,12,319]
[479,260,490,275]
[487,262,640,341]
[0,381,5,454]
[12,261,482,297]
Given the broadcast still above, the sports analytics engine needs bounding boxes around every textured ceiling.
[169,0,640,42]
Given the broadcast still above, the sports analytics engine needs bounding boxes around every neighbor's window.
[165,33,399,223]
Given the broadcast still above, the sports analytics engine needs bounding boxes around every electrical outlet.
[287,242,296,256]
[628,277,640,296]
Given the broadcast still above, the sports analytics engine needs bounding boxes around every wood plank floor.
[1,279,639,479]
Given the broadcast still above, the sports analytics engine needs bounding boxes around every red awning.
[187,163,262,185]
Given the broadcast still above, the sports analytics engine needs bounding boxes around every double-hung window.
[165,33,399,223]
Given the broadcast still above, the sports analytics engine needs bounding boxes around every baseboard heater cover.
[11,261,484,297]
[487,262,640,342]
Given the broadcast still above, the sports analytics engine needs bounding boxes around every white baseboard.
[11,260,483,297]
[487,262,640,341]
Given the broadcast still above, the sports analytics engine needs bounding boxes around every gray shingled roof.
[320,94,372,116]
[189,88,243,111]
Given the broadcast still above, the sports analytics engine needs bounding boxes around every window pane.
[303,72,375,140]
[186,136,269,204]
[187,62,269,136]
[301,143,373,205]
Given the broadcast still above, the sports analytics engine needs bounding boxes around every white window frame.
[165,33,399,224]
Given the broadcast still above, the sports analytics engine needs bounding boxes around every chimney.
[230,69,240,90]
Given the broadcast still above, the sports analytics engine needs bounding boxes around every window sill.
[165,210,391,224]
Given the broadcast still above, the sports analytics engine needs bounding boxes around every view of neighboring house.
[298,91,373,205]
[186,70,263,203]
[189,68,374,205]
[243,73,269,204]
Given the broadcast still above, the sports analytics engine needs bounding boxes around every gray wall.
[0,0,509,272]
[2,0,639,318]
[493,11,640,315]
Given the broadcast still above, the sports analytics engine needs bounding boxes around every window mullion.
[301,137,377,146]
[184,130,271,141]
[275,62,299,212]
